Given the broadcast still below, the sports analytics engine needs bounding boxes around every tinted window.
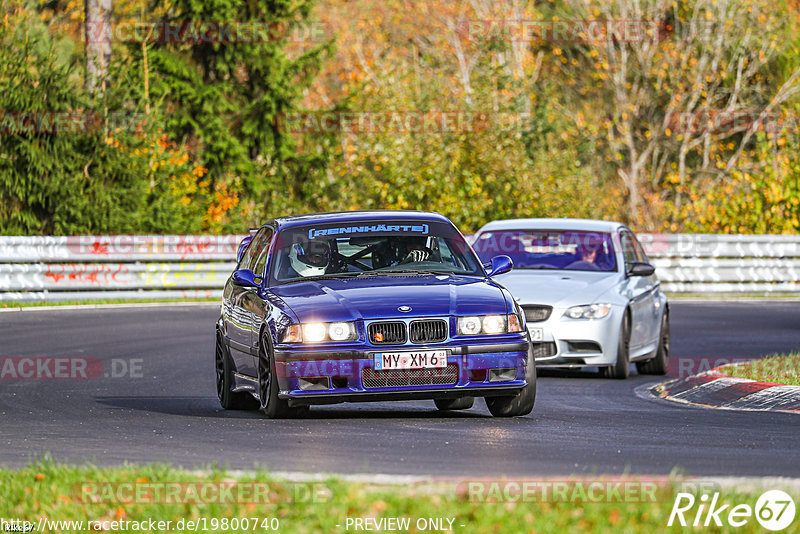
[269,220,483,284]
[473,230,617,272]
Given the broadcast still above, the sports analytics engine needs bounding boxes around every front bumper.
[526,305,622,368]
[272,339,530,406]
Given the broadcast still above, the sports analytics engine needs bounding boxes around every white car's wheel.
[602,312,630,379]
[636,310,670,375]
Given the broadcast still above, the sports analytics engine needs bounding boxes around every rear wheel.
[215,331,258,410]
[257,334,306,418]
[602,312,630,379]
[485,344,536,417]
[636,310,670,375]
[434,397,474,411]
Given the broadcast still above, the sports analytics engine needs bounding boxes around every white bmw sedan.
[471,219,669,379]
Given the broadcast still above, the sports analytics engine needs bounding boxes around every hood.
[270,275,509,322]
[493,269,621,308]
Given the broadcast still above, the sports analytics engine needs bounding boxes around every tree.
[558,0,800,224]
[130,0,333,225]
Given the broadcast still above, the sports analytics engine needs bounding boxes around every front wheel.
[601,311,630,379]
[257,334,302,418]
[636,310,670,375]
[485,346,536,417]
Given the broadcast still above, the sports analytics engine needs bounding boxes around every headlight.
[458,314,523,335]
[281,322,357,343]
[563,304,612,320]
[328,322,354,341]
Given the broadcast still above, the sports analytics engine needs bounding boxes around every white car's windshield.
[473,230,617,272]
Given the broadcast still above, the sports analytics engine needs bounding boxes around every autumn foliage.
[2,0,800,234]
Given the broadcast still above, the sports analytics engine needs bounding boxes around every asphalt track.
[1,301,799,476]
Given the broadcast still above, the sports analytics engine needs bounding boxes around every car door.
[633,233,661,348]
[242,228,274,372]
[225,227,272,376]
[619,230,653,354]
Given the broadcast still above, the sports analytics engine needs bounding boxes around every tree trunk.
[85,0,112,95]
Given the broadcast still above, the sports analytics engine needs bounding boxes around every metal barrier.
[1,234,799,301]
[0,236,240,302]
[639,234,800,293]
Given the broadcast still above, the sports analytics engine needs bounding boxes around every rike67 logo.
[669,490,796,531]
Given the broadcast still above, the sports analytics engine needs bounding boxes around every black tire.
[215,331,258,410]
[602,311,630,379]
[257,333,296,419]
[434,397,474,411]
[485,344,537,417]
[636,309,670,375]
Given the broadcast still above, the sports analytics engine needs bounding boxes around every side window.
[620,232,638,265]
[252,228,274,278]
[240,228,269,271]
[633,236,649,263]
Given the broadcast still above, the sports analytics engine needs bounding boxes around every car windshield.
[270,219,484,284]
[472,230,618,272]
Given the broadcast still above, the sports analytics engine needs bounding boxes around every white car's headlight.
[458,314,523,335]
[281,322,357,343]
[563,304,612,320]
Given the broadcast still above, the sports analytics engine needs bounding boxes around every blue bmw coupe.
[215,211,535,418]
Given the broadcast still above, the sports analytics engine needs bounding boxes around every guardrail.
[0,236,240,302]
[1,234,799,301]
[639,234,800,293]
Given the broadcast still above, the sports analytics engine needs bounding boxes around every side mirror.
[627,262,655,277]
[488,255,514,277]
[232,268,259,287]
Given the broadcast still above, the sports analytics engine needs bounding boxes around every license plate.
[373,350,448,370]
[529,327,543,341]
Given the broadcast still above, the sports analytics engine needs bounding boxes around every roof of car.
[271,210,452,230]
[477,218,627,233]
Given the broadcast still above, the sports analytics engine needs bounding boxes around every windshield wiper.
[360,269,458,276]
[282,272,363,283]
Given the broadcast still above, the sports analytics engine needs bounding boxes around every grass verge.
[722,353,800,386]
[0,462,797,533]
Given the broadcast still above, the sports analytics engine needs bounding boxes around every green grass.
[0,462,797,533]
[0,298,218,309]
[723,353,800,386]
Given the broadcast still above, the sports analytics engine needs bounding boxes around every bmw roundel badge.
[398,305,412,312]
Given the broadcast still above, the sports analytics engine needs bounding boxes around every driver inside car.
[567,235,606,270]
[289,240,332,277]
[399,236,432,264]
